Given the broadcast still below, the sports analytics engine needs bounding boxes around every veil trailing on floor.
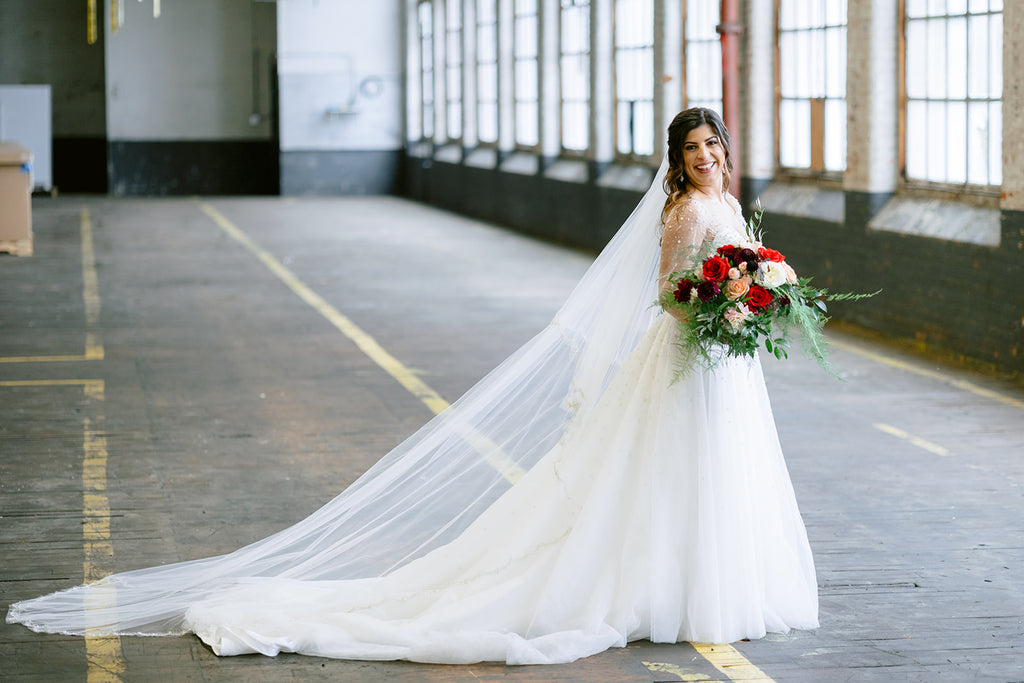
[8,158,671,638]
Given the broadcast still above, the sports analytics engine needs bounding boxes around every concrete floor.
[1,195,1022,682]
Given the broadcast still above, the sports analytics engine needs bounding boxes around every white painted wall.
[104,0,275,140]
[277,0,403,151]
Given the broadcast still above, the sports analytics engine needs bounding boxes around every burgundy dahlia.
[674,278,695,303]
[717,244,738,262]
[696,280,720,302]
[737,249,758,273]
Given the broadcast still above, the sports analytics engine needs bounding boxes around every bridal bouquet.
[659,204,877,376]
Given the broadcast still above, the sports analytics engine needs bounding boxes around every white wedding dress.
[8,164,818,665]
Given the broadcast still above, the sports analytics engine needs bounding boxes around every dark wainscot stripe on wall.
[108,140,278,196]
[53,137,109,194]
[279,150,405,196]
[405,155,642,253]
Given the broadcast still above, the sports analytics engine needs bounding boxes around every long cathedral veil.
[7,158,671,637]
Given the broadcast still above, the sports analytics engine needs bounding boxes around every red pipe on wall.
[718,0,742,199]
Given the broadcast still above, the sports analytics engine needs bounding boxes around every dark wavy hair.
[662,107,733,223]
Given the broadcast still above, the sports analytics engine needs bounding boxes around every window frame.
[558,0,592,157]
[773,0,848,184]
[418,0,436,142]
[682,0,723,116]
[898,0,1002,199]
[444,0,464,143]
[612,0,656,164]
[512,0,541,152]
[474,0,500,147]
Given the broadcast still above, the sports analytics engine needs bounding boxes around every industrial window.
[777,0,847,173]
[560,0,590,152]
[904,0,1002,188]
[684,0,722,114]
[614,0,654,158]
[446,0,463,140]
[477,0,499,144]
[514,0,540,148]
[419,1,434,140]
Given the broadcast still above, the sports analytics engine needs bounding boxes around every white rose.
[782,261,798,284]
[754,261,787,288]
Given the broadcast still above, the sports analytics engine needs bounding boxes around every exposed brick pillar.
[844,0,898,197]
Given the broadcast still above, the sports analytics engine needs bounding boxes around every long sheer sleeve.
[658,201,706,320]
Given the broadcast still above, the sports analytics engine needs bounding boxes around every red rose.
[747,285,774,310]
[673,278,695,303]
[758,247,785,262]
[702,255,730,282]
[717,244,738,261]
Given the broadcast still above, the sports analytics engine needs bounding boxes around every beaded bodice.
[659,194,747,282]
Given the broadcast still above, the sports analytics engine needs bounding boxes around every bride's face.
[681,123,726,194]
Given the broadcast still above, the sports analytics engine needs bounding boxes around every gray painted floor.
[1,196,1022,682]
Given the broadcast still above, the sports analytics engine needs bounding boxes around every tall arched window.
[419,1,435,140]
[777,0,847,173]
[904,0,1002,187]
[477,0,498,145]
[445,0,463,141]
[514,0,539,148]
[614,0,654,157]
[560,0,590,152]
[684,0,722,114]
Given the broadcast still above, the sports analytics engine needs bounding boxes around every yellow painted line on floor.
[0,380,123,681]
[0,207,104,364]
[0,379,105,395]
[692,643,774,682]
[874,422,951,457]
[0,353,99,363]
[643,660,716,680]
[81,207,105,360]
[829,338,1023,411]
[197,201,526,484]
[82,403,125,683]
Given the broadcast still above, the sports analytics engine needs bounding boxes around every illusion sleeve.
[658,200,707,319]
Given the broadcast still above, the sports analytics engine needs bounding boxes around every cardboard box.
[0,142,33,256]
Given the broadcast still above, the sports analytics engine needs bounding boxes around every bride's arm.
[658,200,705,322]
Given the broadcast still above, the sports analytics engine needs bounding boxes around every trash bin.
[0,142,33,256]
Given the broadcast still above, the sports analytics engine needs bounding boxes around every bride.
[7,108,818,665]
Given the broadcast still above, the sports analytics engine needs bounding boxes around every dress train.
[183,314,819,664]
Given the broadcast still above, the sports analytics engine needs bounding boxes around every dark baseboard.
[279,150,404,195]
[53,137,108,194]
[108,140,278,195]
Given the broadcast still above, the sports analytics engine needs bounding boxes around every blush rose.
[723,276,751,301]
[722,302,752,333]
